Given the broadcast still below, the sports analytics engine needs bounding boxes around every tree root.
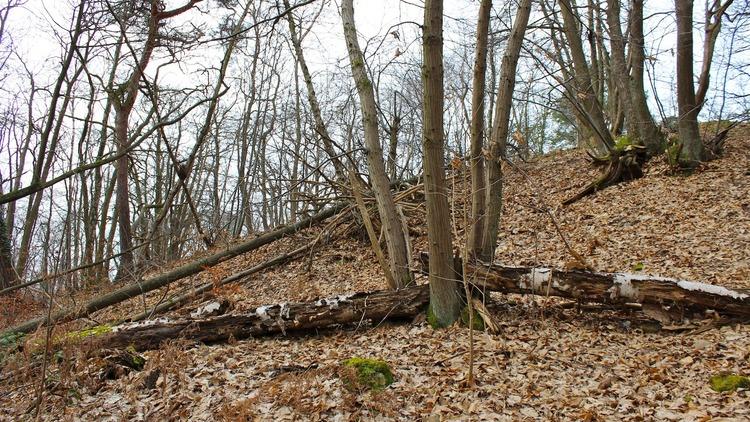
[563,146,646,206]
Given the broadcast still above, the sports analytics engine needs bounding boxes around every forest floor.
[1,127,750,421]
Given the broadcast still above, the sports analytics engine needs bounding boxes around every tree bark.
[675,0,704,165]
[467,0,492,259]
[0,206,17,289]
[558,0,615,154]
[86,256,750,352]
[628,0,663,155]
[284,0,347,182]
[341,0,412,288]
[420,253,750,317]
[422,0,462,327]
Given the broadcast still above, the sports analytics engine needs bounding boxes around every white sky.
[2,0,748,128]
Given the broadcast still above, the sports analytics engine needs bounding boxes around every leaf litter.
[1,132,749,420]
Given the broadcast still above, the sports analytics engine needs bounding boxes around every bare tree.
[479,0,532,261]
[341,0,412,288]
[466,0,491,259]
[422,0,461,327]
[675,0,733,166]
[109,0,201,281]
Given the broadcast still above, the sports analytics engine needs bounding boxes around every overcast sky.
[3,0,748,123]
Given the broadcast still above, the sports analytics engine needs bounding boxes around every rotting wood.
[88,285,430,351]
[421,253,750,317]
[1,203,349,336]
[54,254,750,351]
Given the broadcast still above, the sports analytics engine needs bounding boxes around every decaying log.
[88,285,430,351]
[419,254,750,317]
[66,256,750,351]
[1,203,349,336]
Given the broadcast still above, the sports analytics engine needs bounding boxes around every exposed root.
[563,145,646,206]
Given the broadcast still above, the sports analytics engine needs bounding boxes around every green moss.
[710,374,750,392]
[666,138,682,167]
[0,331,24,364]
[631,262,644,272]
[126,346,146,369]
[614,134,634,152]
[426,304,444,329]
[65,324,112,341]
[460,306,484,331]
[342,357,394,391]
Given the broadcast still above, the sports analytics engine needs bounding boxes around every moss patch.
[342,357,394,391]
[64,324,112,342]
[0,331,24,349]
[614,134,635,152]
[0,331,24,364]
[460,306,484,331]
[710,374,750,392]
[426,304,440,329]
[61,324,112,343]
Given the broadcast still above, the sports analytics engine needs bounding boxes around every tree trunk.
[420,253,750,317]
[606,0,635,138]
[558,0,615,154]
[341,0,412,288]
[628,0,664,155]
[112,0,165,281]
[674,0,704,165]
[0,207,17,289]
[87,258,750,351]
[422,0,461,327]
[467,0,492,259]
[464,258,750,318]
[387,91,400,181]
[284,0,347,182]
[480,0,532,261]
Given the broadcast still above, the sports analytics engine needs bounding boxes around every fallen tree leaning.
[123,238,322,323]
[1,203,349,336]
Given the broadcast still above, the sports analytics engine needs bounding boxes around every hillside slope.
[1,131,749,420]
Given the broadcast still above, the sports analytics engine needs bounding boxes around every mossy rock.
[342,357,394,391]
[710,373,750,392]
[460,306,484,331]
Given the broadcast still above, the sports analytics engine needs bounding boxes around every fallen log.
[419,254,750,317]
[1,203,349,336]
[67,257,750,351]
[88,284,429,351]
